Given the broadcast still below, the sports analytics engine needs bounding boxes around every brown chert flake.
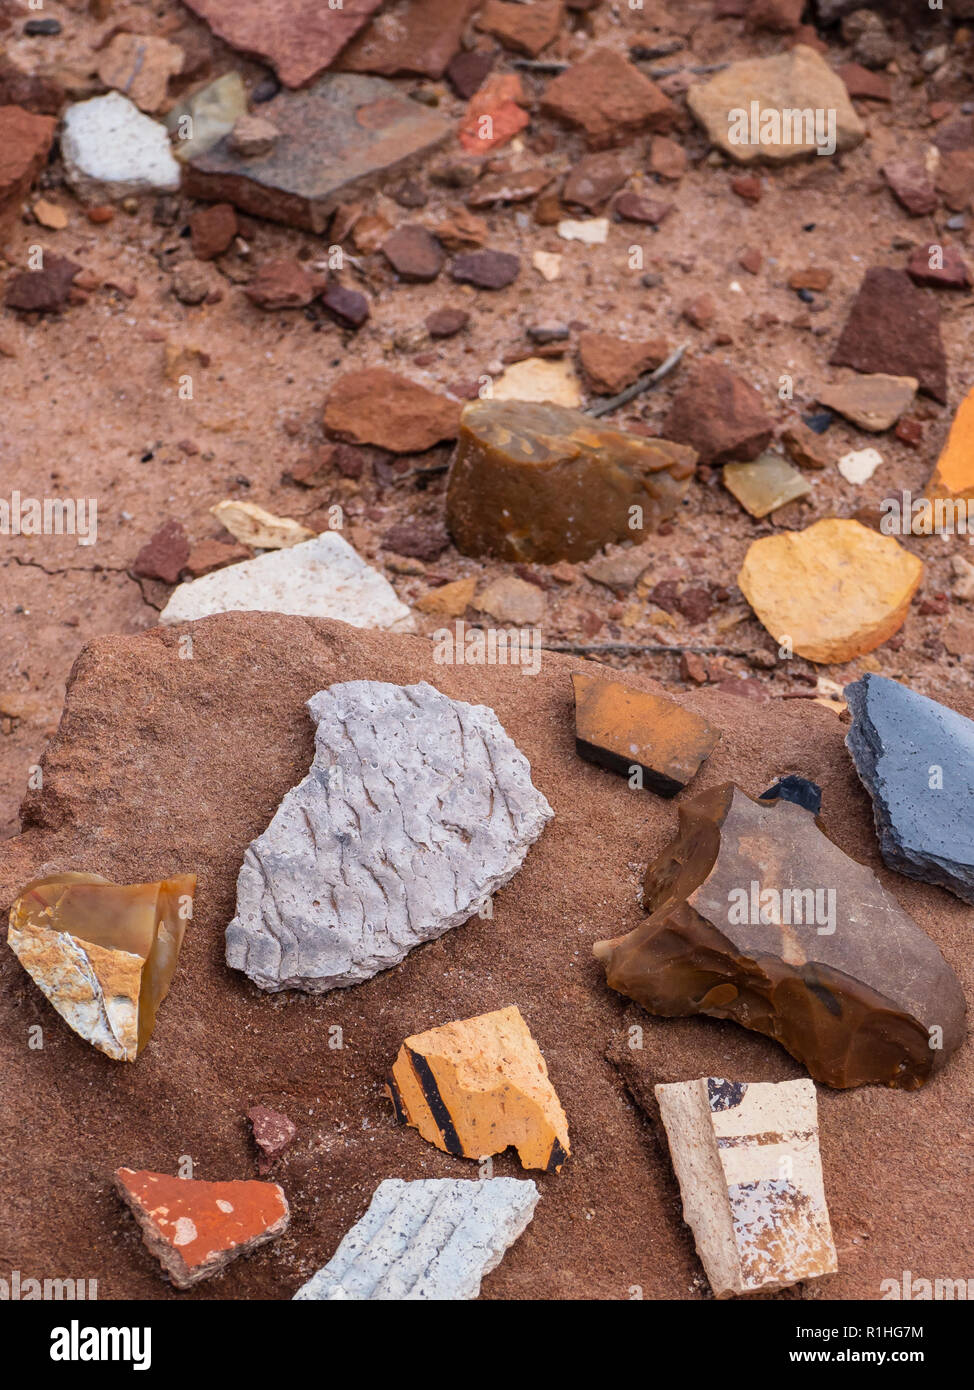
[115,1169,289,1288]
[655,1077,837,1299]
[572,671,720,797]
[8,871,196,1061]
[593,784,965,1089]
[446,399,697,564]
[387,1004,570,1171]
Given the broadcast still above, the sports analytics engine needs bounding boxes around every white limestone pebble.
[62,92,181,202]
[225,680,553,992]
[159,532,415,632]
[292,1178,539,1300]
[557,217,609,245]
[838,446,883,485]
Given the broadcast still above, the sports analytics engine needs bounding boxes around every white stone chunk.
[159,533,415,632]
[61,92,181,202]
[655,1077,837,1299]
[557,217,609,245]
[838,447,883,485]
[293,1178,539,1300]
[225,680,553,992]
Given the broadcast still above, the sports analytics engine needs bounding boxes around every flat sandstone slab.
[292,1177,538,1299]
[594,783,965,1088]
[388,1004,570,1171]
[447,399,696,563]
[3,613,972,1299]
[185,74,452,233]
[116,1169,289,1288]
[738,518,923,663]
[572,671,720,796]
[655,1078,837,1298]
[226,680,553,992]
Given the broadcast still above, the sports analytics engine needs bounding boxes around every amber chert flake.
[387,1004,570,1172]
[572,671,720,797]
[8,871,196,1061]
[446,398,697,563]
[593,785,965,1089]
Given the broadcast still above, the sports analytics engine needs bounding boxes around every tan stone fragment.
[324,368,461,453]
[387,1004,570,1171]
[8,872,195,1061]
[211,500,316,549]
[687,45,864,164]
[492,357,582,408]
[924,383,974,502]
[655,1077,837,1299]
[415,576,478,618]
[737,518,923,663]
[818,374,918,432]
[97,34,184,114]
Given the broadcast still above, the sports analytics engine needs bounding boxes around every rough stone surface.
[830,268,948,404]
[245,258,317,310]
[906,242,970,290]
[166,74,247,164]
[96,34,184,114]
[578,333,668,394]
[687,45,865,163]
[450,249,520,289]
[381,224,444,282]
[248,1105,297,1175]
[182,0,383,88]
[594,783,965,1089]
[573,671,720,798]
[1,617,972,1297]
[664,362,773,464]
[228,115,280,160]
[116,1169,289,1288]
[61,93,181,203]
[225,680,553,992]
[132,520,191,585]
[541,49,676,149]
[160,533,415,632]
[0,104,56,243]
[818,374,918,432]
[320,282,370,328]
[475,575,546,625]
[656,1078,836,1298]
[5,254,80,313]
[738,518,923,663]
[447,399,697,563]
[478,0,563,56]
[925,384,974,501]
[185,75,451,234]
[340,0,479,79]
[882,160,937,217]
[388,1004,570,1170]
[324,369,461,452]
[8,872,194,1062]
[190,202,238,261]
[491,356,581,408]
[293,1177,538,1300]
[846,674,974,905]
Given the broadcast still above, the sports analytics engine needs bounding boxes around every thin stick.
[542,642,751,657]
[642,62,729,78]
[587,343,688,418]
[511,58,568,72]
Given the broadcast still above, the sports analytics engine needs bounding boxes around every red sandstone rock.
[541,49,676,149]
[132,521,191,585]
[340,0,478,80]
[665,362,773,464]
[181,0,383,88]
[562,153,628,211]
[247,1106,297,1175]
[906,242,970,290]
[0,104,56,244]
[830,267,948,403]
[477,0,563,57]
[882,160,938,216]
[5,254,81,313]
[245,258,317,310]
[381,223,445,282]
[190,202,237,261]
[578,333,668,394]
[324,369,461,453]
